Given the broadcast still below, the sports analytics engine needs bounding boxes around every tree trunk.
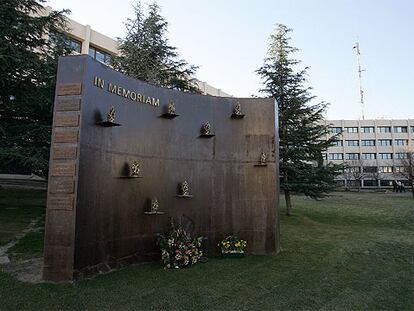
[285,189,292,216]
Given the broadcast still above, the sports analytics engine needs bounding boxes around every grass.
[0,190,413,310]
[0,188,45,246]
[7,231,44,260]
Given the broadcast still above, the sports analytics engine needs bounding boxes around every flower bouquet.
[219,235,247,258]
[157,224,203,269]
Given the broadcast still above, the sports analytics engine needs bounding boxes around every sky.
[46,0,414,120]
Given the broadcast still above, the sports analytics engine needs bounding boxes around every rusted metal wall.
[43,55,280,282]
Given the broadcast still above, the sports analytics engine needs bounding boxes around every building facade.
[323,119,414,188]
[43,6,231,97]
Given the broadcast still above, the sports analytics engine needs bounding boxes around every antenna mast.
[353,42,366,120]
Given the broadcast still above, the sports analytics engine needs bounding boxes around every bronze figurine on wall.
[177,180,193,198]
[231,102,245,119]
[167,102,176,115]
[260,152,267,164]
[161,101,179,118]
[97,106,121,127]
[145,198,165,215]
[131,160,141,177]
[255,152,268,166]
[200,121,215,137]
[107,106,116,123]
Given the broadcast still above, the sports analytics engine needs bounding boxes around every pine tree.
[0,0,71,177]
[257,24,342,215]
[113,2,200,93]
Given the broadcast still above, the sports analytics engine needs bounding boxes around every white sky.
[46,0,414,120]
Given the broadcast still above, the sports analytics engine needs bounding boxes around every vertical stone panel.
[43,56,84,282]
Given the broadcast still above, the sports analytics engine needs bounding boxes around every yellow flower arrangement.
[219,235,247,255]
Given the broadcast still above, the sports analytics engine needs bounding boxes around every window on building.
[395,152,408,159]
[346,166,361,173]
[346,140,359,146]
[363,180,377,187]
[379,153,393,159]
[380,180,393,187]
[361,140,375,146]
[378,126,391,133]
[329,127,342,134]
[394,126,408,133]
[395,139,408,146]
[89,46,112,65]
[395,166,405,173]
[348,180,362,187]
[66,37,82,53]
[362,153,376,160]
[344,127,358,133]
[49,33,82,54]
[331,140,343,147]
[346,153,359,160]
[379,166,393,173]
[411,126,414,133]
[329,153,343,160]
[361,126,375,133]
[363,166,378,173]
[378,139,392,146]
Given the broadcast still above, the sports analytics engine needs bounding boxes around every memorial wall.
[43,55,280,282]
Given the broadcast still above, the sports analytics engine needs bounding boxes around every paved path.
[0,218,41,264]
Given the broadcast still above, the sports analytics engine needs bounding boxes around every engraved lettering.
[152,98,160,106]
[117,86,123,96]
[122,88,130,98]
[93,76,104,88]
[97,80,161,108]
[108,83,117,94]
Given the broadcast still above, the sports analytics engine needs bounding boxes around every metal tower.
[353,42,366,120]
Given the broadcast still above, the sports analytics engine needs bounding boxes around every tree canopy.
[112,2,200,93]
[0,0,71,177]
[257,24,342,215]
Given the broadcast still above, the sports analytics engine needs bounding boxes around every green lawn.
[1,190,413,310]
[0,188,45,246]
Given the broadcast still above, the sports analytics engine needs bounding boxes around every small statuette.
[131,161,140,177]
[167,101,176,115]
[97,106,121,126]
[233,102,242,115]
[259,152,267,164]
[160,101,179,119]
[181,181,190,196]
[145,197,164,215]
[150,198,159,213]
[107,106,116,123]
[201,122,211,135]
